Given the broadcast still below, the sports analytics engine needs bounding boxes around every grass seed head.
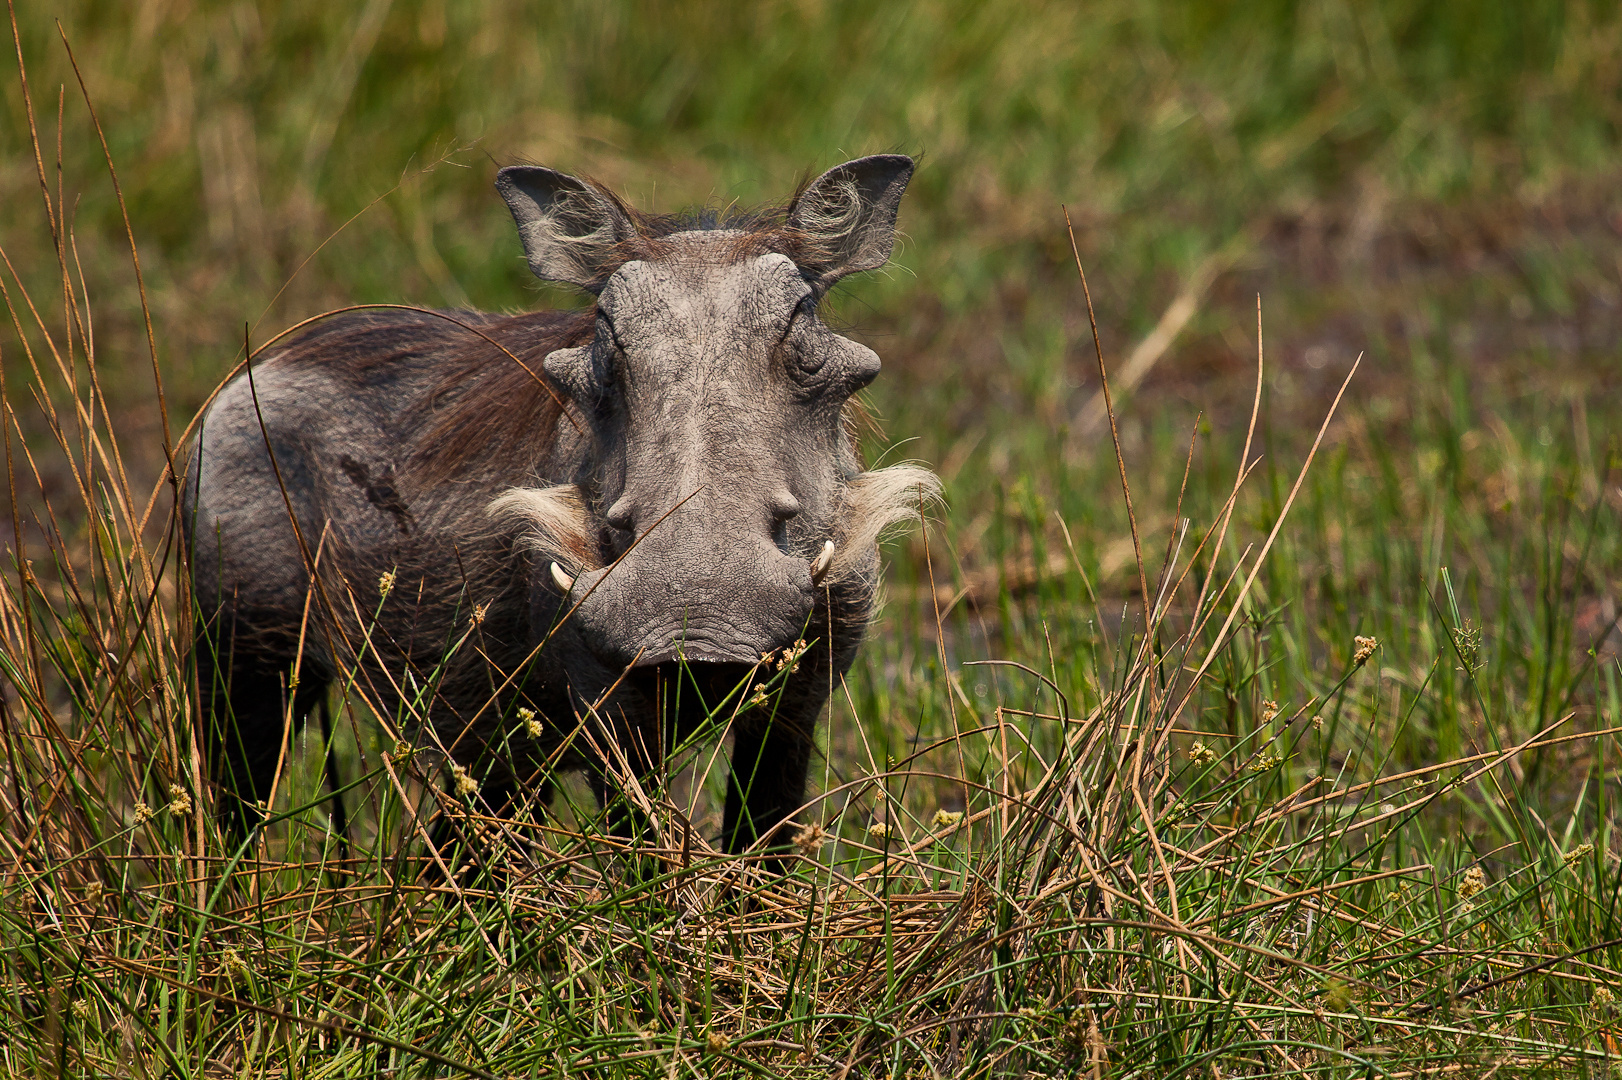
[221,947,250,981]
[931,808,964,830]
[1353,635,1379,665]
[450,763,480,798]
[1250,750,1282,772]
[133,802,154,824]
[1564,842,1593,867]
[793,822,828,856]
[1188,741,1217,766]
[1459,865,1486,898]
[167,784,192,816]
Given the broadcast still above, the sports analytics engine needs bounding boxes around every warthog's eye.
[783,295,830,375]
[777,293,815,339]
[595,311,625,352]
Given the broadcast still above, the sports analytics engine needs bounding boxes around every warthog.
[186,155,938,866]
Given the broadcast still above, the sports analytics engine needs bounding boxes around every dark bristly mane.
[408,309,591,487]
[264,307,590,490]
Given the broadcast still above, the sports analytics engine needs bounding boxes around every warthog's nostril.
[550,561,575,592]
[810,540,835,583]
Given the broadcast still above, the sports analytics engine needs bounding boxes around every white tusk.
[550,561,575,593]
[810,540,835,583]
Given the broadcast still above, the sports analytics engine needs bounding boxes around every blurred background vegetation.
[7,1,1619,432]
[3,0,1620,829]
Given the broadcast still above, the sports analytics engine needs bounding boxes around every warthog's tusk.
[550,562,575,593]
[810,540,835,584]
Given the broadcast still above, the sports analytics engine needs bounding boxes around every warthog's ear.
[496,166,637,292]
[788,155,915,288]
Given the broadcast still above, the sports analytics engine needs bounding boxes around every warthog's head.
[490,156,937,689]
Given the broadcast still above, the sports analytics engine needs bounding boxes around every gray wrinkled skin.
[187,156,938,866]
[559,246,872,666]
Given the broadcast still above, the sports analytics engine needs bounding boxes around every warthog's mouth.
[623,659,767,730]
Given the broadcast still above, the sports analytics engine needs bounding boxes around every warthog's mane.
[254,306,587,492]
[379,308,592,489]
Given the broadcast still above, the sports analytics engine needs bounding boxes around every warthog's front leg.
[723,703,816,869]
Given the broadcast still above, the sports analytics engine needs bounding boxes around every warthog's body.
[187,156,936,861]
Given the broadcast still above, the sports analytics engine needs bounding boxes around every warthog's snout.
[563,546,818,671]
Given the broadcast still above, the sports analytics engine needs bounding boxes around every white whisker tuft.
[489,485,598,569]
[829,464,943,581]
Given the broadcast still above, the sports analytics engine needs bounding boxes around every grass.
[4,1,1622,1076]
